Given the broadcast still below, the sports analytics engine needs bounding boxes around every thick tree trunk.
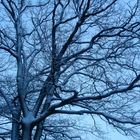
[22,124,32,140]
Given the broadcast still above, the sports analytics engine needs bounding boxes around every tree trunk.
[34,122,44,140]
[11,109,21,140]
[22,124,32,140]
[11,120,20,140]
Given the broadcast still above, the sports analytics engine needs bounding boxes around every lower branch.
[54,109,140,125]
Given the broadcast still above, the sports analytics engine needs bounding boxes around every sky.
[77,115,135,140]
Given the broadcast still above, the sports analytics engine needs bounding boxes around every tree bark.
[22,124,32,140]
[34,122,44,140]
[11,109,21,140]
[11,120,20,140]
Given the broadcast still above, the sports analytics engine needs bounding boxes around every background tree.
[0,0,140,140]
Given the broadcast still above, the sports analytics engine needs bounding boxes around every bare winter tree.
[0,0,140,140]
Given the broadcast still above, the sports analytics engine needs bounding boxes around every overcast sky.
[79,115,135,140]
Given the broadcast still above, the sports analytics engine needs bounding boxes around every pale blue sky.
[77,115,136,140]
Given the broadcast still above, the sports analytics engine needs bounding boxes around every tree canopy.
[0,0,140,140]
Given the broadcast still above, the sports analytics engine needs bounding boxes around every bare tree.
[0,0,140,140]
